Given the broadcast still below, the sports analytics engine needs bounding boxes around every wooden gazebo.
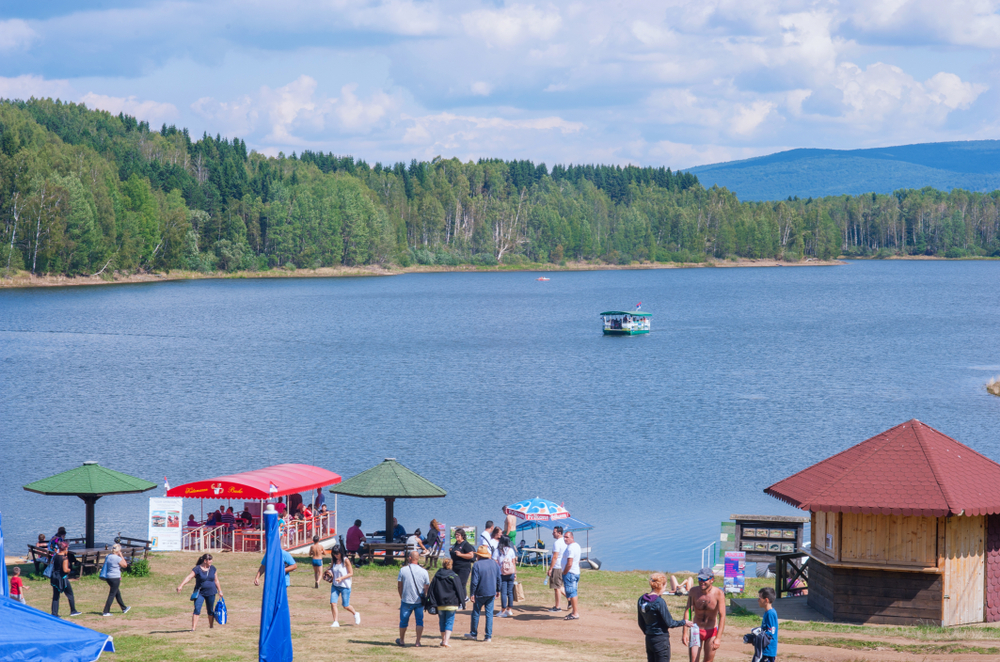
[766,420,1000,626]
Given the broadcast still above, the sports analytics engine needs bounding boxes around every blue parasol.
[0,511,7,599]
[258,505,292,662]
[503,497,570,521]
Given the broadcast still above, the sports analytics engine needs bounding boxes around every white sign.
[148,497,184,551]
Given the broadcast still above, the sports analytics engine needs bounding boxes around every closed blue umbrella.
[258,505,292,662]
[1,511,7,599]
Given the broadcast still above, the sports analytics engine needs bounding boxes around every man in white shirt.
[479,521,497,554]
[548,526,567,612]
[561,531,582,620]
[397,552,430,647]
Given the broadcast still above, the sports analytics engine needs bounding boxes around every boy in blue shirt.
[757,587,778,661]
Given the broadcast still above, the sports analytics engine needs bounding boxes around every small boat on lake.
[601,310,650,335]
[537,277,550,281]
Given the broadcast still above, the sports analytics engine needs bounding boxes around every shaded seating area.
[168,464,342,552]
[766,419,1000,626]
[331,458,446,565]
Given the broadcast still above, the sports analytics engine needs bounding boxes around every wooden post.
[81,495,100,549]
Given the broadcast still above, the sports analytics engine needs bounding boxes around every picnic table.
[29,536,150,577]
[361,542,408,565]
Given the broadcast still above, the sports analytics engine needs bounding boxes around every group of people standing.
[35,527,132,620]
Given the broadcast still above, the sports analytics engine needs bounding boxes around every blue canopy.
[0,588,115,662]
[516,516,593,533]
[0,511,7,598]
[258,507,292,662]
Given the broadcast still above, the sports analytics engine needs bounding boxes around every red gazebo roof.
[167,464,341,500]
[765,419,1000,517]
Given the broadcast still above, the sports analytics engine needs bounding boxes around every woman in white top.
[494,535,518,617]
[328,546,360,627]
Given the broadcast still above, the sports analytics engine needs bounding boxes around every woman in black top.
[427,559,465,647]
[176,554,224,631]
[50,541,80,617]
[637,573,691,662]
[448,528,475,602]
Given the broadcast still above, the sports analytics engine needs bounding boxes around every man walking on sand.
[683,568,725,662]
[561,531,581,620]
[548,525,567,612]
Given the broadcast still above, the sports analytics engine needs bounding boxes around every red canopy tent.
[167,464,341,500]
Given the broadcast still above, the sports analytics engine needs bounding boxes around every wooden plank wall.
[808,560,943,625]
[811,511,839,559]
[986,514,1000,623]
[943,515,985,626]
[838,513,937,567]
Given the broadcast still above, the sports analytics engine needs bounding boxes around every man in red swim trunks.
[683,567,725,662]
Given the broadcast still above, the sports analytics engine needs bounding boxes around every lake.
[2,261,999,571]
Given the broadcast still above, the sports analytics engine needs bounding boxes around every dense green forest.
[2,99,1000,278]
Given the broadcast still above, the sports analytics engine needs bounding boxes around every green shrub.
[472,253,497,266]
[413,249,436,265]
[126,558,150,577]
[945,247,966,258]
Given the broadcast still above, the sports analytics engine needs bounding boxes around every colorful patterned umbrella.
[503,497,570,521]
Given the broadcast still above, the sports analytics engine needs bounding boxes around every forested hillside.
[2,99,1000,279]
[690,141,1000,201]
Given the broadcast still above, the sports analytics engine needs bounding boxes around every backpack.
[501,551,516,575]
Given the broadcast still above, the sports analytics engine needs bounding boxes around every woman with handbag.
[50,541,81,617]
[327,546,360,627]
[427,559,464,647]
[176,554,223,631]
[494,535,518,617]
[100,543,130,616]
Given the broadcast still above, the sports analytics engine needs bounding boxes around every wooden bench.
[76,551,101,577]
[27,544,52,575]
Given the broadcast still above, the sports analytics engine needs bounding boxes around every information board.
[148,497,184,551]
[723,551,746,594]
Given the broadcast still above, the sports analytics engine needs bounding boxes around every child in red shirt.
[10,567,26,604]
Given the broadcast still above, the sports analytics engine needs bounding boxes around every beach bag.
[99,557,110,579]
[513,581,525,603]
[42,559,53,578]
[323,568,335,583]
[213,596,228,625]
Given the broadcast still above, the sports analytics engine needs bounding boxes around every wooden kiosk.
[765,420,1000,626]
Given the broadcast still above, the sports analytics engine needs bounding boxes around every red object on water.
[168,464,341,500]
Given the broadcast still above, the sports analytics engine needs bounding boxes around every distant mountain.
[687,140,1000,201]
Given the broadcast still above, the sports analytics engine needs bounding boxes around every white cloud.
[0,19,37,52]
[731,101,776,136]
[0,75,74,101]
[924,72,984,110]
[193,76,400,145]
[80,93,178,126]
[470,81,493,96]
[461,4,562,47]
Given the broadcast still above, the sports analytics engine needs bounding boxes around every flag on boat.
[503,497,570,521]
[269,482,278,496]
[164,477,170,493]
[636,302,641,310]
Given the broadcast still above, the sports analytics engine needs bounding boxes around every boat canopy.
[167,464,342,500]
[516,515,593,533]
[600,311,651,317]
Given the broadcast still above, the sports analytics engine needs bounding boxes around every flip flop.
[395,638,404,647]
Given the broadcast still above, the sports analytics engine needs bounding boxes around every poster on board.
[148,497,184,551]
[723,551,746,593]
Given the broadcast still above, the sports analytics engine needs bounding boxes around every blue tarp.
[516,516,593,533]
[258,508,292,662]
[1,512,8,598]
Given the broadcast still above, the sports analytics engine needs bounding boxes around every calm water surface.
[2,261,999,570]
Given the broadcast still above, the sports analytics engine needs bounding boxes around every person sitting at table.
[301,504,313,519]
[186,515,199,527]
[275,498,287,516]
[407,529,429,556]
[221,507,236,528]
[346,520,366,557]
[393,518,407,542]
[48,527,67,552]
[240,509,253,526]
[205,511,218,527]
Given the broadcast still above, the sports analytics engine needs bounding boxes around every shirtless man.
[682,567,725,662]
[502,510,517,545]
[309,536,326,588]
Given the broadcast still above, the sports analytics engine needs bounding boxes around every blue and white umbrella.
[503,497,570,521]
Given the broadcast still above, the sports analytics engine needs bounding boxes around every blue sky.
[1,0,998,168]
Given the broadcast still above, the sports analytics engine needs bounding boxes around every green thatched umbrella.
[23,461,157,548]
[330,458,446,547]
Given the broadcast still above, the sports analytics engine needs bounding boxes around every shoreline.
[0,257,845,290]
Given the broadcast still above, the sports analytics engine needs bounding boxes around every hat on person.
[697,567,714,582]
[475,545,492,558]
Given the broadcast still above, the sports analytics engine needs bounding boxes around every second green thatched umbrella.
[330,458,446,547]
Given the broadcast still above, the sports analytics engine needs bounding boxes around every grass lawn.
[9,554,1000,661]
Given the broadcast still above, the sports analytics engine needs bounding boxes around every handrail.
[701,540,718,570]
